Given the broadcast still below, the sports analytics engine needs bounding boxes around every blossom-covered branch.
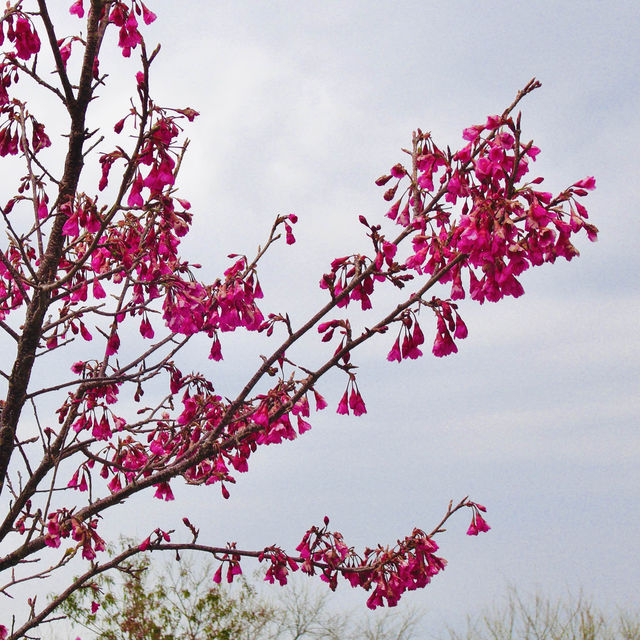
[0,2,596,638]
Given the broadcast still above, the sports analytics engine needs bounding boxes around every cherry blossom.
[0,4,597,636]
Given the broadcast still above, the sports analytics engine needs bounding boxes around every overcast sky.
[9,1,640,637]
[106,1,639,633]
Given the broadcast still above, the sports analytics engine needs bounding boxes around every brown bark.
[0,1,108,496]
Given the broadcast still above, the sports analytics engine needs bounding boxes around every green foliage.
[58,551,272,640]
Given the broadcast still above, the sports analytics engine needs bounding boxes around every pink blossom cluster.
[293,516,448,608]
[44,509,105,561]
[430,298,468,357]
[0,244,28,321]
[69,0,156,57]
[1,12,40,61]
[320,254,379,310]
[387,311,425,361]
[362,115,596,362]
[47,102,264,357]
[0,104,50,158]
[336,376,367,416]
[59,362,329,506]
[390,119,597,306]
[260,546,299,586]
[466,502,490,536]
[139,527,172,551]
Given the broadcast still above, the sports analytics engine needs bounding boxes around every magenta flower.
[336,390,349,415]
[348,387,367,416]
[105,331,120,356]
[61,210,79,237]
[454,314,468,339]
[209,335,223,361]
[141,3,157,24]
[284,221,296,244]
[69,1,84,18]
[466,514,490,536]
[80,323,93,341]
[31,121,51,152]
[154,482,175,501]
[573,176,596,190]
[313,389,328,410]
[92,415,112,441]
[297,416,312,434]
[139,316,154,339]
[13,17,41,60]
[127,172,144,207]
[462,125,483,142]
[387,337,402,362]
[90,279,105,299]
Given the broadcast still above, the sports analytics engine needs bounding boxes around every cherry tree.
[0,2,597,638]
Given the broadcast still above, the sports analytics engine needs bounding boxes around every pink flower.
[80,322,93,341]
[106,331,120,355]
[462,124,483,142]
[466,513,491,536]
[432,327,457,357]
[13,17,41,60]
[141,3,157,24]
[127,172,144,207]
[526,145,541,159]
[71,361,84,374]
[154,482,175,501]
[92,415,112,440]
[313,389,328,410]
[297,416,312,434]
[446,171,467,204]
[454,314,468,339]
[62,211,79,237]
[69,1,84,17]
[390,163,405,178]
[386,200,400,221]
[93,279,106,299]
[573,176,596,190]
[226,561,242,583]
[108,475,122,493]
[115,9,142,57]
[387,337,401,362]
[284,221,296,244]
[348,387,367,416]
[336,390,349,415]
[37,199,48,219]
[31,121,51,152]
[209,335,223,360]
[139,316,154,339]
